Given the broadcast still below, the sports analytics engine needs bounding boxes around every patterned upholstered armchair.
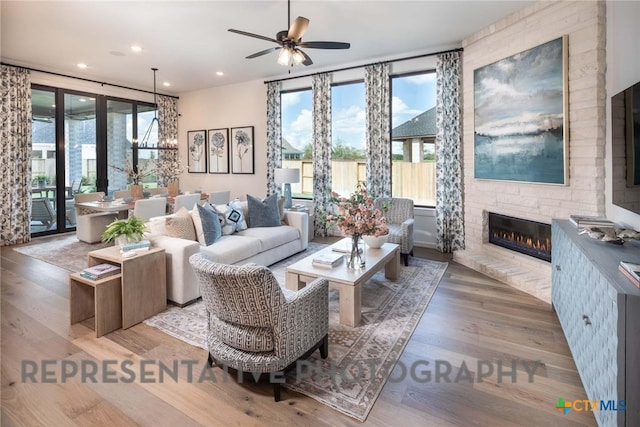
[189,253,329,401]
[375,197,414,266]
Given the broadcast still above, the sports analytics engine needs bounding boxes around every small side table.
[69,272,122,337]
[286,207,314,244]
[87,246,167,329]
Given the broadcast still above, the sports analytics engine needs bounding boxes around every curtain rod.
[1,62,179,99]
[264,47,463,84]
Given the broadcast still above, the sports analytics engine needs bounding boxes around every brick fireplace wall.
[454,0,607,303]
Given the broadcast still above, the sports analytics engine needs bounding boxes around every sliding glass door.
[30,86,155,237]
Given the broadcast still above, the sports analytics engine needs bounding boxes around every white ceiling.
[1,1,531,95]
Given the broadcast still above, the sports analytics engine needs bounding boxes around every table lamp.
[274,168,300,209]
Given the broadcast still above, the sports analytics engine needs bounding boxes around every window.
[391,71,437,206]
[281,89,312,198]
[331,81,366,196]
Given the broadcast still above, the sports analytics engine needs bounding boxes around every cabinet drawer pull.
[555,265,561,271]
[582,314,592,326]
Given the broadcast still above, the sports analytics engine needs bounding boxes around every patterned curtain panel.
[0,65,32,246]
[156,95,180,187]
[435,51,464,253]
[364,63,391,198]
[312,73,332,237]
[266,81,282,196]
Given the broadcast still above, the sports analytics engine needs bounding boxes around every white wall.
[176,80,268,200]
[605,0,640,229]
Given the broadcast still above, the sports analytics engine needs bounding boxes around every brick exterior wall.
[454,0,607,303]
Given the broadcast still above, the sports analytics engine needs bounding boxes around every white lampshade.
[274,168,300,185]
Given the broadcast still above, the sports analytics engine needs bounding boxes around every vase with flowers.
[320,184,389,269]
[157,157,185,196]
[110,159,155,199]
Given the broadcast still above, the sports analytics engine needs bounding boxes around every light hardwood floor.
[1,235,596,426]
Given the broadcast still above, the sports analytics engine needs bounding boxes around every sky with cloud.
[282,71,436,151]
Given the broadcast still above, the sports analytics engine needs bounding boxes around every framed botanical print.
[230,126,254,174]
[208,128,229,174]
[187,130,207,173]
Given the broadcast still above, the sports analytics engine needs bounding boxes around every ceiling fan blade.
[228,28,279,44]
[298,41,351,49]
[246,47,281,59]
[287,16,309,42]
[299,49,313,66]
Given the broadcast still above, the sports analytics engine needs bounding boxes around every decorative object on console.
[474,36,568,185]
[274,167,300,209]
[579,226,640,245]
[230,126,254,174]
[208,128,229,174]
[187,130,207,173]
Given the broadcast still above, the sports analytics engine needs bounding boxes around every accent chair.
[375,197,414,266]
[173,193,201,212]
[189,253,329,401]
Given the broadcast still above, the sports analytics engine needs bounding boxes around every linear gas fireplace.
[488,213,551,262]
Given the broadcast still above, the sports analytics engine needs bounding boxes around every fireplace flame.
[492,230,551,253]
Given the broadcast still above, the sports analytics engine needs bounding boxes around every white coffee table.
[285,238,400,327]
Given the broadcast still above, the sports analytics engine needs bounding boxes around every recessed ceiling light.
[216,71,224,76]
[131,45,143,52]
[77,63,87,69]
[163,82,171,87]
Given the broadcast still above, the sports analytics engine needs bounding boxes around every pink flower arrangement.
[322,184,389,237]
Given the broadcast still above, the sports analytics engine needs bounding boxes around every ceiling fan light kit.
[228,0,350,67]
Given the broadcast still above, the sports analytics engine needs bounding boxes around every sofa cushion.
[214,201,247,235]
[199,235,262,264]
[165,207,196,241]
[235,225,300,252]
[192,203,222,246]
[247,193,281,227]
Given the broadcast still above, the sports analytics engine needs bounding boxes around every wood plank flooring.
[1,235,596,426]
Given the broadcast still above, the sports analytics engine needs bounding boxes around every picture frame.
[230,126,254,174]
[208,128,229,174]
[473,36,569,185]
[187,130,207,173]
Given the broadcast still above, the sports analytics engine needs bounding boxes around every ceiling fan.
[228,0,350,67]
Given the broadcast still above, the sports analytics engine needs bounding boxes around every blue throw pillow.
[247,193,281,227]
[195,203,222,245]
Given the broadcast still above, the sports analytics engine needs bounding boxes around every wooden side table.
[69,272,122,337]
[87,246,166,329]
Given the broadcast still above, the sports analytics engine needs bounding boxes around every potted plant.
[101,215,147,246]
[34,174,49,187]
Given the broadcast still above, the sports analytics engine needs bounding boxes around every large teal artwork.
[474,37,568,185]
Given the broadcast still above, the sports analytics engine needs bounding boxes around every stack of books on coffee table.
[80,263,121,281]
[312,252,344,269]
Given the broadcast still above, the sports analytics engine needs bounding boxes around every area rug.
[144,245,448,422]
[12,234,109,272]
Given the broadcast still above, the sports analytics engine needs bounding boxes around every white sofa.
[147,202,309,306]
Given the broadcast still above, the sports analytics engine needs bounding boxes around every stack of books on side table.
[80,263,121,281]
[312,252,344,269]
[619,261,640,288]
[120,240,151,254]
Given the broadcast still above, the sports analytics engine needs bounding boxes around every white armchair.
[74,192,118,243]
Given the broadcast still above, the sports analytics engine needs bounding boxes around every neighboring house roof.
[391,107,436,140]
[281,138,304,156]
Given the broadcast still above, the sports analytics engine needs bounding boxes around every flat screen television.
[611,80,640,215]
